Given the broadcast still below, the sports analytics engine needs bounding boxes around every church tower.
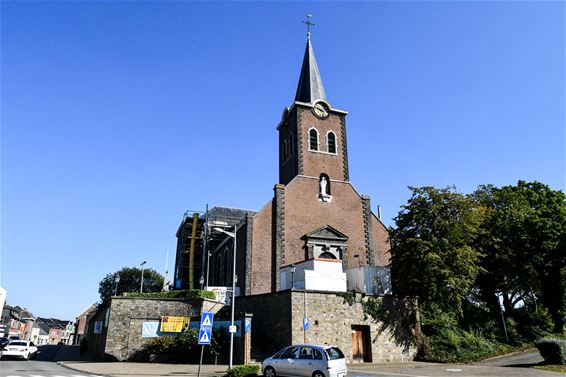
[278,34,349,187]
[248,26,391,295]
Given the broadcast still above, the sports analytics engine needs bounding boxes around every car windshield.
[325,347,345,360]
[9,341,27,346]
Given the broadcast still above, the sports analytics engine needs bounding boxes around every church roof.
[294,35,328,105]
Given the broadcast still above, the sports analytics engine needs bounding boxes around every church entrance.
[351,325,372,362]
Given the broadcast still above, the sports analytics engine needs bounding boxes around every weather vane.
[302,14,314,37]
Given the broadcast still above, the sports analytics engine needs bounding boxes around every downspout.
[189,213,199,289]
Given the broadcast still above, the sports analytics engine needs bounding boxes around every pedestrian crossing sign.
[200,312,214,328]
[198,327,212,345]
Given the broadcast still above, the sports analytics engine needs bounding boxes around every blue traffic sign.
[198,327,212,345]
[303,317,310,331]
[200,312,214,328]
[244,318,251,333]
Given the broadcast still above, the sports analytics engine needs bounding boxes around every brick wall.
[297,106,348,182]
[250,199,274,294]
[371,214,391,266]
[283,177,374,268]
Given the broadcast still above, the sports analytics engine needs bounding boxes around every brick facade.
[248,175,390,297]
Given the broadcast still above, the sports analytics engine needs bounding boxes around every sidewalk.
[53,346,231,377]
[59,361,231,377]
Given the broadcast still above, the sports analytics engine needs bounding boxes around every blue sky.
[1,1,564,320]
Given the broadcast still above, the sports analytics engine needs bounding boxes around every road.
[347,350,559,377]
[1,346,560,377]
[0,359,99,377]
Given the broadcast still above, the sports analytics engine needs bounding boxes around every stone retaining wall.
[236,290,416,363]
[104,297,223,361]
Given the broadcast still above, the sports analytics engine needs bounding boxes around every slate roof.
[208,206,256,226]
[294,35,328,105]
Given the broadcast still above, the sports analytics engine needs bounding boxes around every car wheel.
[312,372,325,377]
[263,366,276,377]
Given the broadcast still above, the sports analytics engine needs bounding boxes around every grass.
[533,364,566,373]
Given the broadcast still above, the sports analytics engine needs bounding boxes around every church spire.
[295,16,328,104]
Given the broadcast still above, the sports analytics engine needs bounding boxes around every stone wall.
[236,290,416,364]
[290,291,416,363]
[104,297,222,361]
[235,290,293,358]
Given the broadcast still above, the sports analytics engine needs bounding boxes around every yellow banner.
[160,316,190,333]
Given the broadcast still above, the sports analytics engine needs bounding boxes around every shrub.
[535,338,566,365]
[132,328,228,363]
[421,326,514,363]
[122,289,215,300]
[512,307,553,341]
[226,364,260,377]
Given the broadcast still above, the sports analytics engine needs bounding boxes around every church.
[173,29,414,363]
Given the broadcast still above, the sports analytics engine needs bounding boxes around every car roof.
[287,344,337,349]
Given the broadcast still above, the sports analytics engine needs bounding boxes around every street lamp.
[213,225,238,369]
[140,261,147,293]
[290,264,296,289]
[114,275,120,296]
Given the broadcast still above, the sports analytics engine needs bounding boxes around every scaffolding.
[173,206,255,291]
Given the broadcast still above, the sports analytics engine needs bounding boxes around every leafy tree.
[390,186,483,320]
[472,181,566,333]
[99,267,164,302]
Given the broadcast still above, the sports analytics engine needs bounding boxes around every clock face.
[312,101,329,119]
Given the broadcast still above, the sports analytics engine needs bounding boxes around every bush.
[132,328,228,363]
[535,338,566,365]
[226,365,260,377]
[122,289,215,300]
[420,326,515,363]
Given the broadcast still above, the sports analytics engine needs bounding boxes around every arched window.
[309,128,319,151]
[289,132,294,157]
[327,131,336,154]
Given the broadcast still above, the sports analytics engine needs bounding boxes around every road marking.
[446,369,462,372]
[349,370,430,377]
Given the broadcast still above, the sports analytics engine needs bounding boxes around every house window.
[327,131,336,154]
[309,128,319,151]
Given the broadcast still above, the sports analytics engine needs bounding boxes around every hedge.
[225,365,260,377]
[535,338,566,365]
[122,289,215,300]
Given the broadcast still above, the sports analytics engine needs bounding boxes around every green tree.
[99,267,164,302]
[472,181,566,333]
[390,186,483,320]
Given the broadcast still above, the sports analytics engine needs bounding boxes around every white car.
[262,344,347,377]
[0,340,38,360]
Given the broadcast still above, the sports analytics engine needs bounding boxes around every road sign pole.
[197,311,214,376]
[197,345,204,377]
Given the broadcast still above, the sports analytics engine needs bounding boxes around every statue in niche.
[320,176,328,195]
[319,175,332,202]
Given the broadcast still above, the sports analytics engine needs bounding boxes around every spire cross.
[302,14,315,37]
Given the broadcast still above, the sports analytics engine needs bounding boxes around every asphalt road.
[347,350,558,377]
[0,359,99,377]
[1,346,560,377]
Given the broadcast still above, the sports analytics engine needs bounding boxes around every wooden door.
[351,328,363,362]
